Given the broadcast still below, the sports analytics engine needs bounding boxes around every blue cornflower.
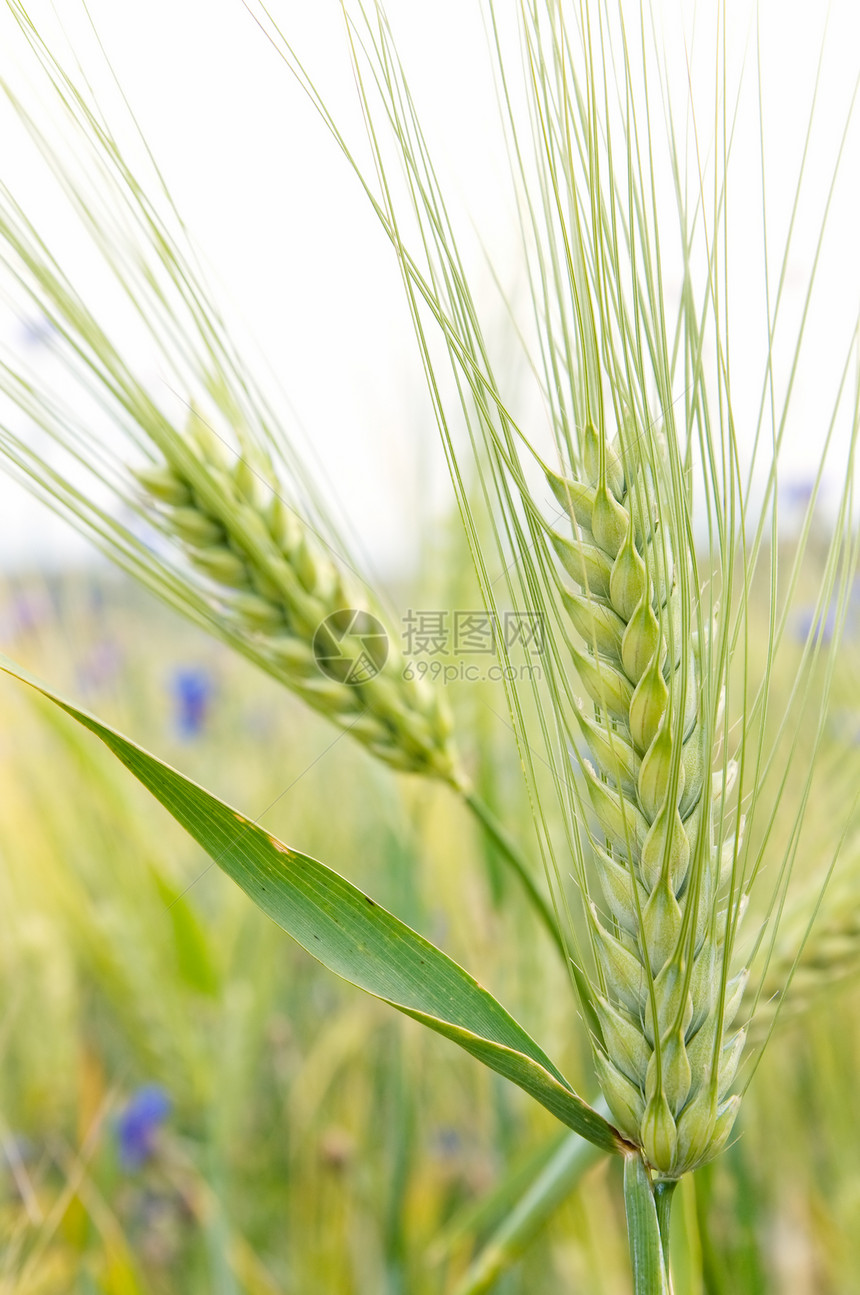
[433,1126,463,1158]
[779,478,816,511]
[116,1085,171,1171]
[794,603,838,645]
[171,666,213,738]
[18,313,55,348]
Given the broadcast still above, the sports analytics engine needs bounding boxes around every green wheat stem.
[654,1178,678,1273]
[462,786,566,960]
[624,1151,670,1295]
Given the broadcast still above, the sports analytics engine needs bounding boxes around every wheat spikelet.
[135,409,462,786]
[549,421,745,1176]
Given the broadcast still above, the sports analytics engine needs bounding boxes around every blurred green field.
[1,551,859,1295]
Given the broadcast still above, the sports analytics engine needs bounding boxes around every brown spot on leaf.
[267,836,293,856]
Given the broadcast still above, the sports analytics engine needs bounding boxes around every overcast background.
[0,0,858,574]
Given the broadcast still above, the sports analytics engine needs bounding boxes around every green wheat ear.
[0,3,463,793]
[135,407,462,786]
[550,421,744,1177]
[0,1,585,954]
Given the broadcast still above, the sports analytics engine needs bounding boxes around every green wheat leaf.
[0,653,624,1156]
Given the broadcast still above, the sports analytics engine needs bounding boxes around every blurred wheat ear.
[133,408,460,782]
[0,0,580,951]
[0,2,456,782]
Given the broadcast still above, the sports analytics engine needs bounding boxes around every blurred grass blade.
[624,1153,670,1295]
[448,1118,606,1295]
[431,1129,569,1259]
[0,654,623,1156]
[150,865,221,999]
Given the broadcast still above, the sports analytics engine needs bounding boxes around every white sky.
[0,1,857,572]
